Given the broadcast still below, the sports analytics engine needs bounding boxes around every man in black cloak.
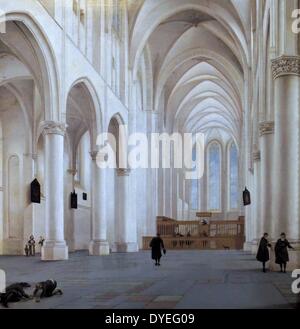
[150,234,166,266]
[256,233,271,272]
[275,233,295,273]
[0,283,31,308]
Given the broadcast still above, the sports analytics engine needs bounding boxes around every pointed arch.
[2,12,60,121]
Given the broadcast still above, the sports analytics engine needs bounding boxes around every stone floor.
[0,250,299,309]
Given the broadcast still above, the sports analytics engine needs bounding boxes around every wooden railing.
[142,236,245,250]
[209,219,244,237]
[143,216,245,250]
[157,219,209,237]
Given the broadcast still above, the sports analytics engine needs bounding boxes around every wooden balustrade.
[157,220,209,237]
[143,216,245,250]
[143,236,245,250]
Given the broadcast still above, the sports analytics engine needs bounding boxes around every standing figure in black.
[256,233,271,272]
[150,234,166,266]
[275,233,294,273]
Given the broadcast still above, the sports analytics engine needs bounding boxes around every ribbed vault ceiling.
[129,0,250,145]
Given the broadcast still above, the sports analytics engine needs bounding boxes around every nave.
[0,250,298,309]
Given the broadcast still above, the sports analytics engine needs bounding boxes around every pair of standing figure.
[257,233,295,272]
[25,235,36,256]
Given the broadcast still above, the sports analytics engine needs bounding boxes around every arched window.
[136,78,143,111]
[111,32,120,95]
[190,146,198,210]
[75,148,80,183]
[111,0,122,96]
[229,142,238,210]
[208,142,221,211]
[112,0,122,36]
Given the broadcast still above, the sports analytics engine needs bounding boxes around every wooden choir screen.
[143,217,245,250]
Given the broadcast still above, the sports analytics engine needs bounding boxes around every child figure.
[28,235,36,256]
[24,244,29,257]
[38,236,45,248]
[38,236,45,253]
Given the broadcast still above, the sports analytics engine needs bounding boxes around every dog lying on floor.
[0,282,31,308]
[33,280,63,302]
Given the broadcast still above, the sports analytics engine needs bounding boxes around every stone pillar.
[41,121,68,261]
[0,131,3,254]
[259,122,274,238]
[66,169,77,252]
[0,186,3,255]
[23,155,37,250]
[115,168,138,252]
[222,145,228,219]
[89,151,110,255]
[251,150,261,254]
[267,0,300,269]
[269,55,300,270]
[164,169,171,217]
[181,172,185,219]
[271,56,300,242]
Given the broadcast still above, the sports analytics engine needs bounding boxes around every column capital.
[90,150,98,161]
[259,121,275,136]
[116,168,131,176]
[271,55,300,80]
[253,150,261,162]
[42,121,66,137]
[67,169,77,176]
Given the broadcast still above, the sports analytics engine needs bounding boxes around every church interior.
[0,0,300,309]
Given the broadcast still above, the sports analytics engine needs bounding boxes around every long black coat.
[275,239,293,264]
[150,237,165,260]
[256,237,271,262]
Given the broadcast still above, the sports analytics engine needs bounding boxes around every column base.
[243,242,252,252]
[2,239,23,255]
[251,240,259,255]
[67,240,76,253]
[112,242,139,253]
[269,243,300,272]
[89,240,110,256]
[41,241,68,261]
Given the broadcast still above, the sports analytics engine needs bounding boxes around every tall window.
[111,0,121,96]
[208,142,221,211]
[229,142,238,209]
[111,32,121,95]
[112,0,122,37]
[136,78,143,111]
[74,149,80,183]
[190,146,198,209]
